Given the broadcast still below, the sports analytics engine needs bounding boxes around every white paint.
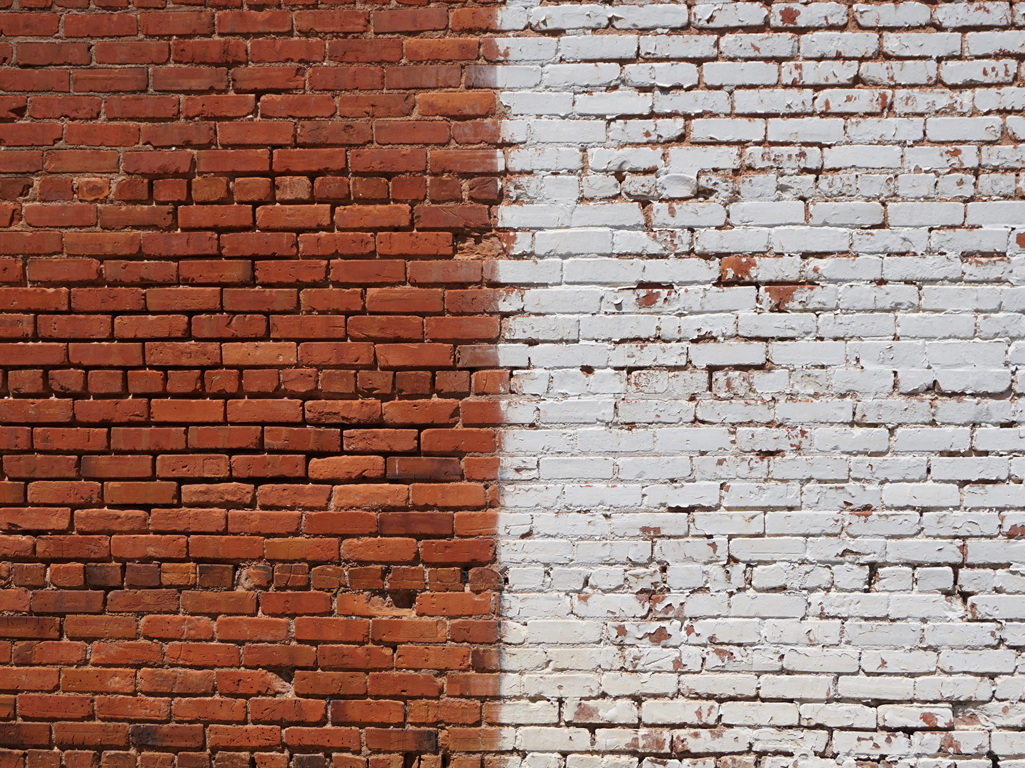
[487,2,1025,764]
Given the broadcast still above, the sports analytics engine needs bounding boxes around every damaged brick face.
[0,0,506,765]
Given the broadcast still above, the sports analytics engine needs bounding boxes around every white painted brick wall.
[486,1,1025,764]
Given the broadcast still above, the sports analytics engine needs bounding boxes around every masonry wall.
[7,0,1025,767]
[0,2,505,766]
[488,0,1025,764]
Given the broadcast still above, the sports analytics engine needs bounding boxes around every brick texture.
[488,0,1025,764]
[11,0,1025,766]
[0,1,503,766]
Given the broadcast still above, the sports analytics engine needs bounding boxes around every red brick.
[12,693,90,721]
[377,343,454,369]
[294,672,366,698]
[337,94,413,118]
[166,642,240,668]
[172,39,246,65]
[261,94,336,118]
[373,8,447,33]
[386,65,461,90]
[251,39,325,64]
[17,42,90,66]
[217,10,291,34]
[0,124,62,147]
[328,39,403,63]
[95,42,169,66]
[216,670,283,696]
[272,149,348,174]
[138,668,212,695]
[331,700,402,725]
[407,38,480,61]
[298,131,366,160]
[140,12,214,36]
[368,672,443,698]
[418,93,495,117]
[1,14,60,36]
[282,727,357,751]
[90,641,162,667]
[95,695,170,722]
[196,149,270,174]
[73,69,148,93]
[295,10,368,33]
[179,205,253,231]
[231,65,305,92]
[130,724,204,749]
[182,95,255,119]
[302,511,377,536]
[218,121,295,147]
[173,697,248,724]
[105,95,179,120]
[0,70,69,93]
[366,728,438,752]
[341,537,418,564]
[256,205,331,230]
[309,67,384,92]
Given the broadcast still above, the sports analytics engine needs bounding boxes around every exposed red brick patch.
[0,1,505,765]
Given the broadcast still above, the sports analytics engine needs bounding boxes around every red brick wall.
[0,3,505,766]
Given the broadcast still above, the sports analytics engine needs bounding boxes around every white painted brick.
[703,62,779,87]
[965,30,1025,56]
[926,117,1004,142]
[575,92,652,116]
[941,59,1018,85]
[691,3,767,29]
[488,3,1025,755]
[720,33,797,59]
[782,61,859,86]
[767,118,844,144]
[846,118,925,143]
[544,63,622,90]
[935,2,1012,28]
[691,119,765,144]
[640,35,718,59]
[801,32,879,59]
[623,63,699,89]
[860,60,938,86]
[610,6,690,31]
[561,35,639,61]
[529,5,610,31]
[734,89,815,116]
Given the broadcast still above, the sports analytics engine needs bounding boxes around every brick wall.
[487,0,1025,764]
[8,0,1025,767]
[0,2,505,766]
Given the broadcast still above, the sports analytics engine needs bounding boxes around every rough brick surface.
[488,0,1025,765]
[8,0,1025,766]
[0,1,502,765]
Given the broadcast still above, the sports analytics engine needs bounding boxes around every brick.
[95,42,168,66]
[418,93,495,117]
[231,65,305,92]
[172,40,246,66]
[140,12,214,36]
[17,42,90,67]
[106,95,179,120]
[182,95,255,119]
[73,69,148,93]
[272,150,348,174]
[256,205,331,230]
[217,10,291,34]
